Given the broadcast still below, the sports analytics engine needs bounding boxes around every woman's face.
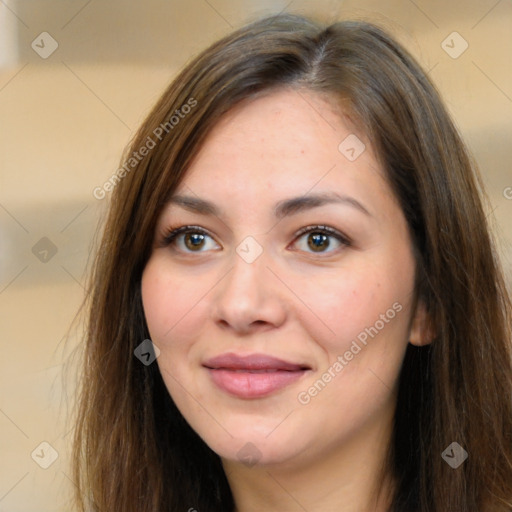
[142,88,422,468]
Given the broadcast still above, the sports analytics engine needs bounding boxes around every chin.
[200,420,311,468]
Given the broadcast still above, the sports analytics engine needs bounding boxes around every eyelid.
[286,224,352,257]
[158,223,351,254]
[291,224,351,247]
[158,224,220,250]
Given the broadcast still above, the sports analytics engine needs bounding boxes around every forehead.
[173,88,389,213]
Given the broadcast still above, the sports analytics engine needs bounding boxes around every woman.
[72,13,512,512]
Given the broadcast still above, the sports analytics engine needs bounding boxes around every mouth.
[203,353,311,399]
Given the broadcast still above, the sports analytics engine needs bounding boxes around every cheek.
[141,259,207,400]
[292,253,415,366]
[292,263,413,436]
[141,258,222,434]
[141,256,209,344]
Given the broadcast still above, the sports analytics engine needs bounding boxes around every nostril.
[217,319,230,329]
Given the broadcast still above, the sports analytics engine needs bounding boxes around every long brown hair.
[72,13,512,511]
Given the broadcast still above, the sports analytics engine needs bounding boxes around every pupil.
[185,233,205,250]
[308,233,329,252]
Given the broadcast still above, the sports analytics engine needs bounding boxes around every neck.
[222,407,396,512]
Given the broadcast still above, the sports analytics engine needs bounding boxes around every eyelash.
[159,224,351,254]
[160,225,213,249]
[292,225,351,252]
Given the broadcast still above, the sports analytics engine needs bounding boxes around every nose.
[211,251,287,334]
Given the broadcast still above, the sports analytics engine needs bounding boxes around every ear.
[409,300,435,346]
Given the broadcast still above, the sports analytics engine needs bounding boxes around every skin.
[141,88,431,512]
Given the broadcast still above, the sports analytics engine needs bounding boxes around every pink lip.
[203,353,310,399]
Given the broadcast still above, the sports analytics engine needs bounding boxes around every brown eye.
[292,225,349,254]
[184,232,206,251]
[162,226,220,253]
[307,233,331,252]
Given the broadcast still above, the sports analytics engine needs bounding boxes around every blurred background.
[0,0,511,510]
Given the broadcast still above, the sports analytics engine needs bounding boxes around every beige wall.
[1,1,511,510]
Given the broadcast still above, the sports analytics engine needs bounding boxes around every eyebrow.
[167,192,371,219]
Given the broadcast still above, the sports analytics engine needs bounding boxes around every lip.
[203,353,311,399]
